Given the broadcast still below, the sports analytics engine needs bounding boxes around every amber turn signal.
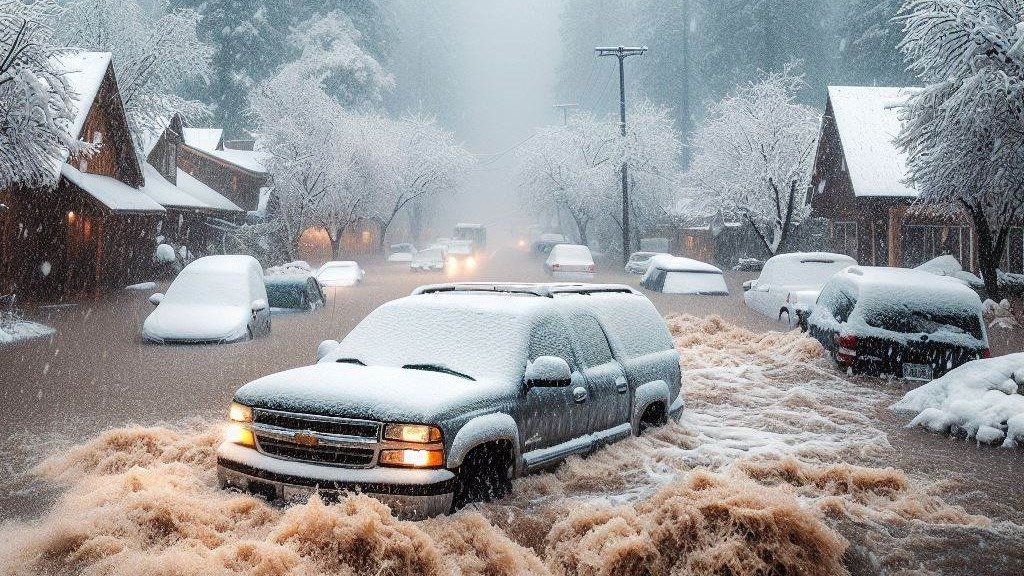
[379,449,444,468]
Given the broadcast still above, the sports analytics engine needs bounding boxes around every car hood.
[143,304,250,342]
[233,363,512,423]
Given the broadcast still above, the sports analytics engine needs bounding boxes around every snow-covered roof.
[204,147,268,174]
[649,255,722,274]
[138,164,242,213]
[174,169,244,212]
[181,128,223,152]
[61,164,165,213]
[53,52,111,141]
[839,265,971,294]
[827,86,916,198]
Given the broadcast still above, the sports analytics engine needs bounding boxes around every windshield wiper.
[402,363,475,381]
[336,358,365,366]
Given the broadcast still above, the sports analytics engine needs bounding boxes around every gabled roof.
[54,51,112,141]
[204,147,268,174]
[61,164,165,214]
[174,168,244,212]
[827,86,916,198]
[181,127,223,152]
[138,164,242,213]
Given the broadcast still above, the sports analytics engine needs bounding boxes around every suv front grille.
[255,435,375,467]
[253,410,380,439]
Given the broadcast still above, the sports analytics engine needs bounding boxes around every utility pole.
[596,46,647,264]
[553,103,578,125]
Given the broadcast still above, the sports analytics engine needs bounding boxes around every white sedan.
[143,255,271,343]
[743,252,857,325]
[317,261,365,287]
[545,244,596,280]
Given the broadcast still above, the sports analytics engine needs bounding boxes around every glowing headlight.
[465,256,477,270]
[384,423,442,443]
[379,449,444,468]
[229,402,253,423]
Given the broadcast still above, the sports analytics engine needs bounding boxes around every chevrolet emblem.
[293,432,319,447]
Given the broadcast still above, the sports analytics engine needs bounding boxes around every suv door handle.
[615,377,628,393]
[572,386,588,403]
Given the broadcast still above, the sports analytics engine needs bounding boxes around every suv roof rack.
[411,282,637,298]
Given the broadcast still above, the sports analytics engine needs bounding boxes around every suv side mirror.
[525,356,572,388]
[251,298,268,312]
[742,280,754,292]
[149,293,164,306]
[317,339,340,361]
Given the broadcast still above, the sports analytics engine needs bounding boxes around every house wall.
[177,146,266,212]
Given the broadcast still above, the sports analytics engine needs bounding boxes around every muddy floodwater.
[1,250,1022,575]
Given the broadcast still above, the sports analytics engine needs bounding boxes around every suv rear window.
[864,308,983,340]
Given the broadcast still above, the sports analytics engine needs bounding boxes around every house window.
[830,221,857,258]
[901,224,971,268]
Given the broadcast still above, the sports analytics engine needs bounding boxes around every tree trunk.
[327,229,341,261]
[973,211,1004,301]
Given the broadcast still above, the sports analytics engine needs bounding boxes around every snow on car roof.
[183,255,262,276]
[827,86,916,198]
[61,164,165,213]
[767,252,857,265]
[838,265,976,297]
[648,254,722,274]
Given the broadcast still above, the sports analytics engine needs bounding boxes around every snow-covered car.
[807,266,989,380]
[625,251,667,275]
[534,233,569,254]
[265,276,325,313]
[217,282,682,518]
[316,261,364,287]
[143,255,271,344]
[545,244,596,280]
[640,255,728,295]
[387,243,417,263]
[743,252,858,325]
[411,246,447,271]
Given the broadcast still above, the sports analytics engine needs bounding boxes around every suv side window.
[833,289,857,323]
[528,316,577,368]
[565,311,614,367]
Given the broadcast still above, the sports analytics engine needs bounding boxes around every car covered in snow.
[806,266,989,380]
[624,251,667,275]
[217,282,682,518]
[143,255,271,344]
[743,252,858,326]
[411,246,447,271]
[387,243,417,263]
[544,244,596,280]
[640,255,728,295]
[265,276,325,313]
[444,239,478,272]
[316,261,364,287]
[534,232,569,254]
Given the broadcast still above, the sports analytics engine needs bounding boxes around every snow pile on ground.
[915,255,984,289]
[0,318,54,345]
[891,354,1024,447]
[154,243,176,264]
[0,315,1012,575]
[265,260,314,277]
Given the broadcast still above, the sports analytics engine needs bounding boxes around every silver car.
[217,283,682,518]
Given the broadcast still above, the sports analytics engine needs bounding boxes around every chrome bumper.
[217,443,455,519]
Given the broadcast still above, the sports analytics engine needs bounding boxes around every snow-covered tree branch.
[896,0,1024,300]
[687,65,820,256]
[0,0,89,189]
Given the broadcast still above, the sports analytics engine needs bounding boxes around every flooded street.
[0,249,1021,575]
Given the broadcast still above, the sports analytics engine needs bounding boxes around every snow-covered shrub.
[891,354,1024,447]
[154,244,176,264]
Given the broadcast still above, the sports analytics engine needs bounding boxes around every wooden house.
[807,86,1023,272]
[0,52,166,298]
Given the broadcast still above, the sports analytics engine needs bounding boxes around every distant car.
[317,261,364,287]
[387,243,417,263]
[545,244,596,280]
[265,276,325,313]
[217,282,681,518]
[640,255,728,295]
[743,252,857,326]
[143,255,271,344]
[535,233,569,254]
[444,239,478,272]
[411,246,447,271]
[625,251,667,275]
[807,266,989,380]
[453,223,487,251]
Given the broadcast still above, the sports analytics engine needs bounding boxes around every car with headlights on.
[217,282,682,518]
[143,255,270,343]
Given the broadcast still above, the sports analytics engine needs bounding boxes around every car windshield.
[335,302,530,382]
[164,271,248,307]
[265,280,306,309]
[864,306,983,340]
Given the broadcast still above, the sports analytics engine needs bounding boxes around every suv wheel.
[452,443,512,511]
[638,402,667,434]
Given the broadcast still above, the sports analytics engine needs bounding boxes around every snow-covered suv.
[217,283,682,518]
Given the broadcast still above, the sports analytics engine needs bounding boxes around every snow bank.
[264,260,314,277]
[891,354,1024,447]
[0,319,54,345]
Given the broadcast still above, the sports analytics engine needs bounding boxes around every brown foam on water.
[2,315,1018,575]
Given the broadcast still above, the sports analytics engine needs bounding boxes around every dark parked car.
[807,266,989,380]
[217,282,682,518]
[265,276,325,313]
